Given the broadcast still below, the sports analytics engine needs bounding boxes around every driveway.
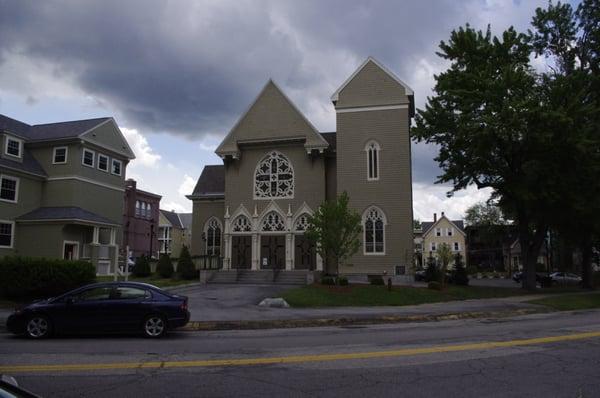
[173,284,297,321]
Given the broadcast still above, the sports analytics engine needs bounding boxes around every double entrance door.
[231,234,316,270]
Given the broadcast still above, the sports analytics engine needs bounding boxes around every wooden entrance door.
[260,235,285,269]
[294,235,316,270]
[231,235,252,269]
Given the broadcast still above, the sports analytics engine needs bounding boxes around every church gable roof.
[216,80,328,158]
[331,57,414,112]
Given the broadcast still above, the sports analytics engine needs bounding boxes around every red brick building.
[123,179,161,259]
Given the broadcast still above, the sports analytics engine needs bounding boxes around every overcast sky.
[0,0,565,220]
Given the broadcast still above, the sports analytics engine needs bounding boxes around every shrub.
[451,253,469,286]
[0,256,95,299]
[535,262,547,272]
[321,276,336,285]
[428,281,443,291]
[425,256,441,283]
[178,245,197,280]
[466,265,478,275]
[337,276,349,286]
[133,255,151,277]
[156,254,174,278]
[370,276,385,285]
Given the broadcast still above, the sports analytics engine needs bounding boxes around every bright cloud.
[413,183,494,221]
[121,127,161,168]
[178,174,197,197]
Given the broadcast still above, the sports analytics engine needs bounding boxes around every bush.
[133,255,151,277]
[425,256,441,283]
[466,265,478,275]
[451,253,469,286]
[535,262,547,272]
[321,276,336,285]
[178,245,197,280]
[0,256,95,299]
[428,281,443,291]
[370,276,385,285]
[337,276,349,286]
[156,254,174,278]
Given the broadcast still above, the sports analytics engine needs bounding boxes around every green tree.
[177,245,196,280]
[528,0,600,288]
[412,18,583,290]
[436,243,453,286]
[424,253,440,282]
[464,202,507,227]
[156,254,174,278]
[305,192,362,275]
[413,219,422,230]
[451,253,470,286]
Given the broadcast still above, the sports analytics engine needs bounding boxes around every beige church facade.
[188,58,414,277]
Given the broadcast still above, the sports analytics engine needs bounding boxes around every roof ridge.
[31,116,111,127]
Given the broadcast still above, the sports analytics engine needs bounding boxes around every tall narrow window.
[112,159,122,176]
[365,141,380,181]
[0,221,13,248]
[97,154,109,172]
[135,201,140,217]
[53,147,68,164]
[146,204,152,219]
[363,206,386,254]
[82,148,95,167]
[141,202,146,218]
[0,175,18,203]
[205,218,222,256]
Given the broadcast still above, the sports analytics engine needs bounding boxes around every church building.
[187,57,414,277]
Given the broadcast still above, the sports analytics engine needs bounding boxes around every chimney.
[433,213,437,222]
[441,211,445,218]
[126,179,136,190]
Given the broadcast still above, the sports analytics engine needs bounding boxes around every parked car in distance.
[512,272,545,284]
[550,272,582,286]
[414,270,426,282]
[6,282,189,339]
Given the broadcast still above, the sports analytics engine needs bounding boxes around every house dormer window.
[436,228,441,237]
[98,154,109,172]
[5,137,23,158]
[82,148,95,167]
[447,228,453,237]
[365,140,380,181]
[53,147,68,164]
[254,151,294,199]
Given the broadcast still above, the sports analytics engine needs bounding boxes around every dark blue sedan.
[6,282,190,339]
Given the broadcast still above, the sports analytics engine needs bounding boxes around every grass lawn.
[282,284,529,308]
[528,292,600,311]
[95,275,195,289]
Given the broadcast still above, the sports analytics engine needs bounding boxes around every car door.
[58,286,114,333]
[104,286,152,332]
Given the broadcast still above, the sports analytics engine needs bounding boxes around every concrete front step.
[207,270,311,285]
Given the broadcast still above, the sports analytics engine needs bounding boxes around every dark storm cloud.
[0,0,542,184]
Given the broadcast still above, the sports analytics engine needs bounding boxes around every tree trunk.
[581,236,594,290]
[519,221,547,291]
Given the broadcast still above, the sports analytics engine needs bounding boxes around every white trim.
[62,240,80,260]
[365,140,381,181]
[82,148,95,168]
[336,104,409,113]
[77,118,136,160]
[230,204,254,235]
[203,217,223,256]
[0,174,19,203]
[258,201,288,233]
[330,56,414,102]
[0,219,15,249]
[52,146,69,164]
[46,176,125,192]
[97,153,109,172]
[4,136,23,159]
[111,158,123,176]
[362,206,387,256]
[422,215,466,238]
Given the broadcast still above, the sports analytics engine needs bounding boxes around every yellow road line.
[2,330,600,373]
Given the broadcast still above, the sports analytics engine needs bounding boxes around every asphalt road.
[1,309,600,398]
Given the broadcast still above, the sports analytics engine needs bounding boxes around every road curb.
[181,307,552,332]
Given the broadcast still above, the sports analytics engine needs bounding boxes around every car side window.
[78,287,112,301]
[113,287,150,300]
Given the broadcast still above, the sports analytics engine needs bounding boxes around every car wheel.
[143,314,167,338]
[25,315,52,339]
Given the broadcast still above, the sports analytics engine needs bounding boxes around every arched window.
[135,200,140,217]
[261,211,286,232]
[204,218,222,256]
[294,213,310,232]
[141,202,146,218]
[231,215,252,232]
[365,141,380,181]
[254,151,294,199]
[363,206,386,254]
[146,204,152,219]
